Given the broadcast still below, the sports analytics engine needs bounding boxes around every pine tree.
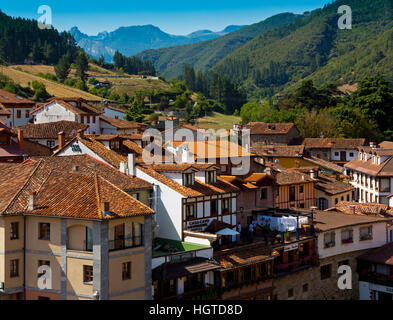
[54,55,71,82]
[75,52,89,81]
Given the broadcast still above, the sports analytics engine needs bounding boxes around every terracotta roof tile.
[18,121,89,140]
[303,138,366,149]
[31,98,101,116]
[245,122,297,135]
[252,145,305,158]
[333,201,393,217]
[304,156,344,174]
[314,210,390,232]
[99,115,147,130]
[137,164,239,198]
[345,157,393,176]
[214,243,279,269]
[0,89,35,106]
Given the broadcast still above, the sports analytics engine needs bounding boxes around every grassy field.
[197,112,241,130]
[1,66,102,101]
[9,64,170,98]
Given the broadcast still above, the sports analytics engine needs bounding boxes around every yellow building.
[0,158,154,300]
[252,145,312,169]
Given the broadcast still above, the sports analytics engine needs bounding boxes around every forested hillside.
[211,0,393,97]
[0,10,78,64]
[135,13,301,79]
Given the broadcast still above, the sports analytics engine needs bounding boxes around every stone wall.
[273,249,371,300]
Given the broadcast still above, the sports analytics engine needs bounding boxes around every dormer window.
[206,170,217,184]
[183,173,194,186]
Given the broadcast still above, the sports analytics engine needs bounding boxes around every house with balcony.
[302,138,366,164]
[0,159,154,300]
[135,163,240,243]
[0,89,36,127]
[345,146,393,204]
[358,242,393,300]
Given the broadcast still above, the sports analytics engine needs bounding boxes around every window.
[289,186,296,202]
[183,173,194,186]
[260,188,268,200]
[350,152,354,157]
[16,110,21,118]
[222,199,231,214]
[288,288,294,298]
[360,226,373,241]
[122,262,131,280]
[341,229,353,244]
[206,171,216,184]
[10,259,19,278]
[303,283,308,293]
[38,260,50,277]
[320,264,331,280]
[335,198,339,205]
[299,185,304,193]
[10,222,19,240]
[347,194,350,201]
[87,116,90,124]
[131,193,140,201]
[46,140,55,148]
[185,204,195,219]
[83,265,93,284]
[39,223,50,240]
[92,116,96,124]
[380,178,390,193]
[324,232,335,248]
[25,110,30,118]
[335,152,339,156]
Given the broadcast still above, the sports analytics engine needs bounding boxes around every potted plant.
[284,228,291,241]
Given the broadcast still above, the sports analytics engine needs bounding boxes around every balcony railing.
[109,236,143,251]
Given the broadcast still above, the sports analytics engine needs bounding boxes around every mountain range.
[70,25,244,61]
[135,0,393,97]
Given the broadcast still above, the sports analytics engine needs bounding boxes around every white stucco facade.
[317,221,388,259]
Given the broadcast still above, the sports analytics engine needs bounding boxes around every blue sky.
[1,0,332,35]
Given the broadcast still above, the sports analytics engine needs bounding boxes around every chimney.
[128,153,135,176]
[100,201,110,215]
[58,131,65,149]
[17,129,23,150]
[119,161,127,174]
[28,192,36,211]
[310,169,318,180]
[77,129,84,139]
[72,165,79,172]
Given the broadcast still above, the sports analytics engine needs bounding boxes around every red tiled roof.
[137,164,239,198]
[99,115,148,130]
[17,121,89,140]
[0,89,35,106]
[333,201,393,217]
[0,160,153,219]
[302,138,366,149]
[345,157,393,176]
[245,122,297,135]
[214,243,279,269]
[275,168,314,185]
[314,210,390,232]
[252,145,305,158]
[303,156,344,174]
